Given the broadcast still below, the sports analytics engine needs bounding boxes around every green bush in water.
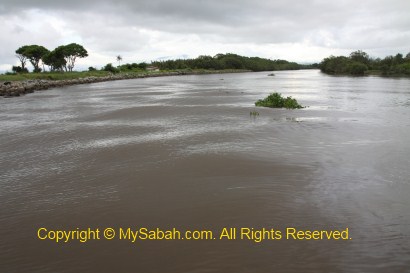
[255,92,303,109]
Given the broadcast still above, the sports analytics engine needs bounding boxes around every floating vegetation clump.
[250,110,260,116]
[255,92,304,109]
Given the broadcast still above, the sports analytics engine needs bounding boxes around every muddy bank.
[0,70,250,98]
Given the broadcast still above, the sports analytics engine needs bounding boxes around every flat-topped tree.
[18,45,49,72]
[43,48,67,72]
[56,43,88,72]
[27,45,49,72]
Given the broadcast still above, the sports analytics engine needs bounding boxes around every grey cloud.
[2,1,410,43]
[0,0,409,70]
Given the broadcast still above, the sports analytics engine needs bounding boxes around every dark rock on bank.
[0,70,250,98]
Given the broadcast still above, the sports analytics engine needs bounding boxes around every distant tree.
[22,45,49,72]
[393,53,404,65]
[103,63,119,73]
[138,62,148,70]
[42,48,67,72]
[222,55,244,69]
[150,53,300,72]
[349,50,370,64]
[56,43,88,72]
[378,56,393,75]
[320,56,351,74]
[319,51,410,76]
[116,55,122,67]
[15,45,30,70]
[12,65,29,73]
[348,62,368,75]
[88,66,97,71]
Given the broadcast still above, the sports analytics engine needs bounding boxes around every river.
[1,70,409,272]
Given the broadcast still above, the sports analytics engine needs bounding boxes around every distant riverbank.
[0,69,250,98]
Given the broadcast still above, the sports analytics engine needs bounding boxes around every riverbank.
[0,69,250,98]
[321,69,410,77]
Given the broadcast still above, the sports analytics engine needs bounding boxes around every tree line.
[14,43,88,73]
[12,46,310,75]
[320,50,410,76]
[151,53,305,71]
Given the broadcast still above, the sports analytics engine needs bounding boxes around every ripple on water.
[1,70,410,272]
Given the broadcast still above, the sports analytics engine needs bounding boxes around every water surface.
[1,70,410,272]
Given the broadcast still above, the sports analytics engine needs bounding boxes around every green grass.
[0,71,112,81]
[255,92,304,109]
[0,69,250,82]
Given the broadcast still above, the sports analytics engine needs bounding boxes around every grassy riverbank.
[0,70,110,81]
[0,69,251,82]
[0,69,253,97]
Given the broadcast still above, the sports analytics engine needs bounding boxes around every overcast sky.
[0,0,409,72]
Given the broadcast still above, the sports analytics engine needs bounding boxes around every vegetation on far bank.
[255,92,304,109]
[7,43,410,82]
[320,50,410,76]
[151,53,313,71]
[4,43,315,81]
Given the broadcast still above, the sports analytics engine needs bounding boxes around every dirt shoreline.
[0,70,251,98]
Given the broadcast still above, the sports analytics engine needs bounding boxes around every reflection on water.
[1,70,410,273]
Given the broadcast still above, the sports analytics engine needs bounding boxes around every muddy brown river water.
[1,70,410,272]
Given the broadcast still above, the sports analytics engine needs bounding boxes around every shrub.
[348,62,368,75]
[103,63,119,73]
[12,66,29,73]
[255,92,304,109]
[393,63,410,75]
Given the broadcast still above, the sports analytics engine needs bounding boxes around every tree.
[12,66,29,73]
[319,55,369,75]
[56,43,88,72]
[348,62,368,75]
[393,53,404,65]
[22,45,49,72]
[138,62,147,70]
[222,55,244,69]
[42,48,66,72]
[349,50,370,65]
[103,63,119,73]
[116,55,122,67]
[150,53,300,71]
[15,45,30,70]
